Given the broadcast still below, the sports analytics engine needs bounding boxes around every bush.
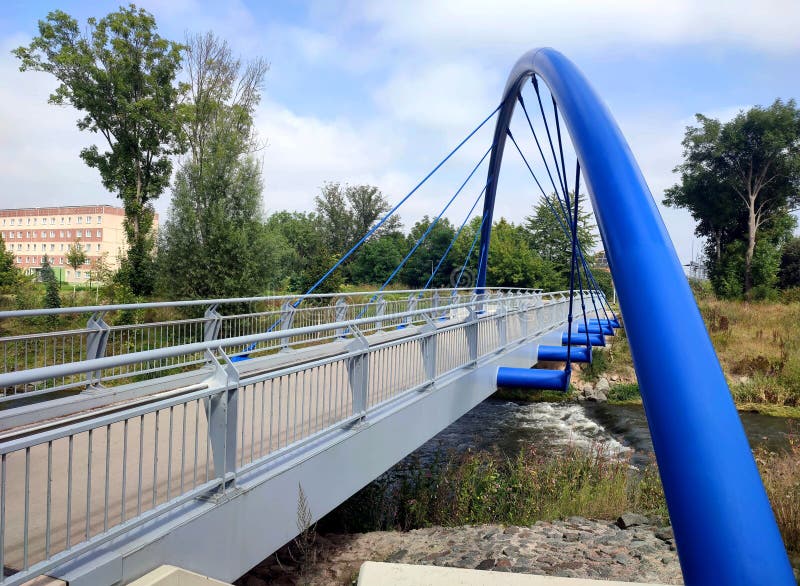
[607,383,641,402]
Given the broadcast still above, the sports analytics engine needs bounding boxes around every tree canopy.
[14,5,186,295]
[665,100,800,298]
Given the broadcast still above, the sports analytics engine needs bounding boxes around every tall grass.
[322,446,668,534]
[757,434,800,554]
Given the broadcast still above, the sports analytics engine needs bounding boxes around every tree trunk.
[744,202,757,299]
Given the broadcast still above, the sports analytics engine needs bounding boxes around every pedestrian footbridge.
[0,47,793,586]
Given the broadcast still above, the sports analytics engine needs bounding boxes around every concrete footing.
[357,561,669,586]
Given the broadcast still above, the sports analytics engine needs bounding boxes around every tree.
[157,32,278,299]
[399,217,457,288]
[40,255,61,310]
[264,211,339,293]
[14,6,186,295]
[349,233,406,285]
[0,233,19,288]
[779,237,800,289]
[487,218,559,289]
[523,196,596,286]
[66,240,87,293]
[665,101,800,298]
[314,183,401,258]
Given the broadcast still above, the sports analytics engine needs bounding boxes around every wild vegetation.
[322,446,667,534]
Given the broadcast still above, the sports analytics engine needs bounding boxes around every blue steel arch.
[477,48,793,585]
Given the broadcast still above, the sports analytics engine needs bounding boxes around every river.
[401,399,796,470]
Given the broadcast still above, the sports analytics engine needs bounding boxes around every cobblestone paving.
[236,517,684,585]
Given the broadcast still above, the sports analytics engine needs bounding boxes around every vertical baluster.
[137,416,144,516]
[66,436,73,549]
[152,411,159,507]
[85,430,93,541]
[46,441,52,559]
[121,419,128,523]
[104,425,110,532]
[23,448,30,569]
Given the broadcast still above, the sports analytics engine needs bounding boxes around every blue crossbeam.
[577,323,614,336]
[588,318,621,328]
[496,367,569,391]
[537,345,591,363]
[561,332,604,347]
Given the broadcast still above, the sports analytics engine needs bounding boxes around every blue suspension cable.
[422,181,489,291]
[294,103,501,308]
[506,128,604,334]
[354,143,494,319]
[456,209,488,288]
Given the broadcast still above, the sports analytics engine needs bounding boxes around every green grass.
[322,446,668,534]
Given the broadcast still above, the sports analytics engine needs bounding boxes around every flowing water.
[406,399,796,470]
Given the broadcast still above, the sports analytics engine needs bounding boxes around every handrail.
[0,290,570,389]
[479,47,793,584]
[0,286,540,319]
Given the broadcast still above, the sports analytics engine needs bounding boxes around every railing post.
[406,294,418,327]
[465,305,478,365]
[335,298,348,339]
[431,291,440,320]
[345,327,369,419]
[376,296,386,331]
[203,304,222,342]
[205,349,239,491]
[420,315,437,386]
[85,311,110,388]
[450,291,460,320]
[280,301,296,350]
[497,297,508,348]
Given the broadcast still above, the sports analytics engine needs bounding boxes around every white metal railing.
[0,288,587,586]
[0,288,542,400]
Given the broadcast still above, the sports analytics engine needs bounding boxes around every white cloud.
[0,37,111,210]
[353,0,800,55]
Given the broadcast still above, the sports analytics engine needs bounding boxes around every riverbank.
[502,299,800,418]
[236,518,684,586]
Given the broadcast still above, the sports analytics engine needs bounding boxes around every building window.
[66,231,71,238]
[16,257,20,263]
[32,231,37,238]
[86,216,91,224]
[50,244,55,251]
[96,230,101,238]
[7,233,12,239]
[17,244,21,250]
[59,231,64,238]
[17,232,21,239]
[67,217,71,224]
[77,217,82,224]
[77,230,82,238]
[76,271,81,278]
[97,244,101,251]
[26,218,30,225]
[25,231,30,238]
[97,216,102,224]
[84,243,90,251]
[60,244,64,251]
[50,231,55,238]
[59,258,63,265]
[51,218,55,225]
[61,217,64,224]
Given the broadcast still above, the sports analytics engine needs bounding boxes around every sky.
[1,0,799,267]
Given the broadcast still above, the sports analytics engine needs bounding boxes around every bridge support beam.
[204,351,239,489]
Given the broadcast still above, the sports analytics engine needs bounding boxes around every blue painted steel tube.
[496,367,568,391]
[481,48,794,584]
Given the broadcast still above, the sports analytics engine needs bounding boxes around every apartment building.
[0,205,150,284]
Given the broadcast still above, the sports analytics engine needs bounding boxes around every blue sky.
[1,0,799,266]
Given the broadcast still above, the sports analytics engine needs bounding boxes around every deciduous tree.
[14,6,186,294]
[665,101,800,298]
